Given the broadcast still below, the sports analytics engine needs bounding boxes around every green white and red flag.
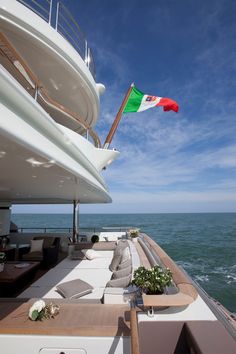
[123,86,179,113]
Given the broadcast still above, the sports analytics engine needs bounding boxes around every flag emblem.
[146,96,156,102]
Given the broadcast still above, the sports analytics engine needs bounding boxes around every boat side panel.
[0,335,130,354]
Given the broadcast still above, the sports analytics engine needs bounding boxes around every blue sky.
[13,0,236,213]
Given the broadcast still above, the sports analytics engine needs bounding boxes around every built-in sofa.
[18,235,141,304]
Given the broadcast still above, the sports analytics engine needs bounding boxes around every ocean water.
[12,213,236,313]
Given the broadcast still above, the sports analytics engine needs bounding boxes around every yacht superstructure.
[0,0,119,217]
[0,1,236,354]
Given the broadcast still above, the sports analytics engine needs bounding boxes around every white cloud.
[101,106,236,191]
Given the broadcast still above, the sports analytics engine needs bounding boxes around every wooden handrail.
[130,307,141,354]
[0,32,40,88]
[0,32,101,147]
[39,90,101,147]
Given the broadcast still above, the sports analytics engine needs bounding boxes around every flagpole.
[103,83,134,149]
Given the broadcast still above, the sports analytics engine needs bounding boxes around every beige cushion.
[30,239,43,253]
[82,249,100,260]
[106,275,131,288]
[118,258,132,270]
[56,279,93,299]
[112,266,132,279]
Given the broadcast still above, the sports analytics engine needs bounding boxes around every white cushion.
[31,268,112,289]
[121,247,131,263]
[30,239,43,253]
[82,249,101,260]
[57,257,112,270]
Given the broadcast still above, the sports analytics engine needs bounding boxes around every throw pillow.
[121,247,131,263]
[109,253,122,272]
[118,259,132,270]
[82,249,100,260]
[56,279,93,299]
[106,275,131,288]
[30,239,44,253]
[114,240,129,256]
[112,265,132,279]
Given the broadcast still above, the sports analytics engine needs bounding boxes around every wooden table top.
[0,301,130,337]
[0,262,40,283]
[0,246,15,252]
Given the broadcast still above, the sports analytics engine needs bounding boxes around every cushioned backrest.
[74,242,116,251]
[34,236,55,248]
[115,240,129,255]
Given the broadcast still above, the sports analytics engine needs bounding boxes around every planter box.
[142,292,194,307]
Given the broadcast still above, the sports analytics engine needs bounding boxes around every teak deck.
[0,301,130,337]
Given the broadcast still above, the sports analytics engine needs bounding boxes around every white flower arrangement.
[28,300,60,321]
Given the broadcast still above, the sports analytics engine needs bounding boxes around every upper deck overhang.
[0,65,112,204]
[0,0,101,132]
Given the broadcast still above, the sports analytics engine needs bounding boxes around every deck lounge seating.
[22,236,60,267]
[18,238,141,304]
[18,234,199,307]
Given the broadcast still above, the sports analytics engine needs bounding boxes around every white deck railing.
[17,0,96,78]
[14,227,132,234]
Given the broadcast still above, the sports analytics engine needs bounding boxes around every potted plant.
[128,228,140,242]
[91,235,99,243]
[132,265,172,297]
[0,252,6,272]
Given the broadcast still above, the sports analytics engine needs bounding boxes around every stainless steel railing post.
[34,84,38,100]
[85,40,88,64]
[55,1,60,31]
[49,0,53,25]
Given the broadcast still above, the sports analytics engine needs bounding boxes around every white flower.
[29,300,46,320]
[33,299,45,312]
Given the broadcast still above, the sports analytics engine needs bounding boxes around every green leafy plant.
[129,229,139,238]
[0,252,6,264]
[132,265,172,295]
[91,235,99,243]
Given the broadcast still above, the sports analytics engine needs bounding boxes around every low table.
[0,246,15,261]
[0,261,40,296]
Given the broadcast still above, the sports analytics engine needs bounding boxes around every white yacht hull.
[0,64,118,204]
